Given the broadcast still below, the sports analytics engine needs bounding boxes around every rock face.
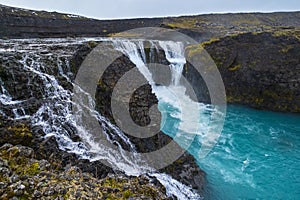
[162,12,300,42]
[0,39,116,181]
[73,43,206,192]
[198,31,300,112]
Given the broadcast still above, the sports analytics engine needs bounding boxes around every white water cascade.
[112,39,213,144]
[0,38,203,199]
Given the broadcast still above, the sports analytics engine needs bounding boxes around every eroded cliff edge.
[183,30,300,112]
[1,3,300,199]
[196,30,300,112]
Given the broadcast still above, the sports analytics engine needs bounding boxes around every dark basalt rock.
[94,47,206,193]
[199,31,300,112]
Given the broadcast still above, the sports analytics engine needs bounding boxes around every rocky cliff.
[1,4,299,113]
[199,30,300,112]
[0,3,300,199]
[0,37,205,199]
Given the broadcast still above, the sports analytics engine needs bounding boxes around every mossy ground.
[0,144,170,199]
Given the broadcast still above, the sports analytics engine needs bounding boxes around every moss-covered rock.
[187,31,300,112]
[0,119,33,146]
[0,144,171,200]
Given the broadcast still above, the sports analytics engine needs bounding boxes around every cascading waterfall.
[0,38,202,199]
[107,38,300,200]
[112,39,214,150]
[112,39,186,86]
[158,41,186,86]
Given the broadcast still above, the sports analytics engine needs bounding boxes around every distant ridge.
[0,4,299,40]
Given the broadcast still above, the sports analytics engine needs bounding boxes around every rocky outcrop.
[0,40,116,180]
[193,30,300,112]
[76,44,206,192]
[0,37,205,198]
[0,144,170,199]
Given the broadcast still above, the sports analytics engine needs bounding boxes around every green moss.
[164,23,177,29]
[165,21,194,29]
[226,95,242,103]
[164,17,209,29]
[20,193,31,200]
[231,17,262,26]
[123,190,133,198]
[88,41,98,48]
[25,162,40,176]
[185,44,205,58]
[108,32,143,38]
[186,43,221,72]
[280,45,293,53]
[228,64,241,71]
[0,175,9,183]
[263,90,280,100]
[201,38,220,47]
[7,124,33,138]
[251,32,260,35]
[249,61,257,68]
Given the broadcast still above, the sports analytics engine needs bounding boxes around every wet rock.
[93,45,206,193]
[43,188,55,196]
[0,167,11,177]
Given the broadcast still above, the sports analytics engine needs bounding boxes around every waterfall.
[111,39,212,144]
[158,41,186,86]
[0,38,202,199]
[112,39,186,87]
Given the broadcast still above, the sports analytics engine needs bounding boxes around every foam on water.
[174,105,300,199]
